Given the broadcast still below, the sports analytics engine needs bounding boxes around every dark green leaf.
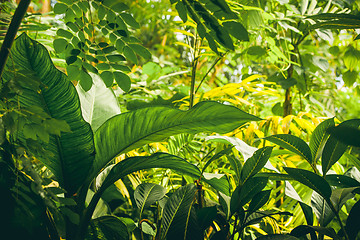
[309,118,335,162]
[53,38,68,53]
[325,174,360,188]
[222,21,249,41]
[124,46,138,64]
[284,167,331,200]
[328,122,360,147]
[247,190,271,216]
[291,225,339,240]
[240,147,273,184]
[87,216,129,240]
[129,44,152,60]
[256,234,299,240]
[57,29,73,39]
[100,71,114,87]
[176,0,188,23]
[114,71,131,92]
[79,70,93,91]
[120,13,140,29]
[299,202,313,225]
[345,199,360,240]
[264,134,312,165]
[134,183,166,214]
[196,206,217,231]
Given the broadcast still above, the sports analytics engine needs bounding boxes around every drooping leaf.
[327,121,360,147]
[222,21,249,41]
[160,184,202,240]
[322,119,360,175]
[325,174,360,188]
[298,202,313,225]
[76,73,121,132]
[240,147,273,184]
[3,33,94,194]
[284,167,331,200]
[134,183,166,215]
[91,101,260,179]
[311,191,333,227]
[291,225,339,240]
[264,134,313,165]
[309,118,335,162]
[99,153,201,192]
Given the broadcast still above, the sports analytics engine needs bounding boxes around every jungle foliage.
[1,0,360,240]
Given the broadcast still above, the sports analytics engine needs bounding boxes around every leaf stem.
[0,0,31,79]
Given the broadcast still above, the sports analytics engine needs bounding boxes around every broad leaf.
[309,118,334,162]
[203,173,231,196]
[291,225,339,240]
[91,101,260,179]
[322,119,360,175]
[284,167,331,200]
[240,147,273,184]
[76,73,121,132]
[230,177,268,215]
[100,153,201,192]
[3,33,94,194]
[264,134,312,165]
[134,183,166,215]
[327,120,360,147]
[247,190,271,216]
[325,174,360,188]
[87,216,129,240]
[345,199,360,240]
[311,191,333,227]
[160,184,202,240]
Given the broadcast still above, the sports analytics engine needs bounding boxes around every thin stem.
[189,35,199,109]
[0,0,31,79]
[195,55,224,94]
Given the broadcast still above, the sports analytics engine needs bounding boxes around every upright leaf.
[284,167,331,200]
[240,147,273,184]
[3,33,94,194]
[134,183,166,216]
[322,119,360,175]
[76,73,121,132]
[309,118,334,162]
[91,101,260,179]
[247,190,271,216]
[264,134,312,166]
[160,184,202,240]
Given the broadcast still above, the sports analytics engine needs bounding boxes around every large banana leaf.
[3,33,94,194]
[91,101,260,178]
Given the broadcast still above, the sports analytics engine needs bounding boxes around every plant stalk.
[0,0,31,79]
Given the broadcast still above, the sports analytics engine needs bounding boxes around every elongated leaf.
[100,153,201,192]
[325,174,360,188]
[284,167,331,200]
[322,119,360,175]
[346,199,360,240]
[201,147,233,174]
[247,190,271,216]
[328,122,360,147]
[299,202,313,225]
[134,183,166,215]
[160,184,202,240]
[3,33,94,194]
[256,234,299,240]
[240,147,273,184]
[264,134,312,165]
[87,216,129,240]
[291,225,339,240]
[309,118,334,162]
[230,177,268,215]
[91,101,260,179]
[76,73,121,132]
[311,191,333,227]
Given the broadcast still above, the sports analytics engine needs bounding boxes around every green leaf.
[100,71,114,87]
[54,3,68,14]
[160,184,202,240]
[114,71,131,92]
[87,216,129,240]
[134,183,166,215]
[196,206,217,231]
[230,177,268,215]
[3,33,95,194]
[99,153,201,192]
[124,45,138,64]
[264,134,313,166]
[222,21,249,41]
[291,225,339,240]
[247,190,271,216]
[322,119,360,175]
[343,70,358,87]
[309,118,335,162]
[325,174,360,188]
[175,0,188,23]
[257,234,299,240]
[284,167,331,200]
[129,43,152,60]
[299,202,313,225]
[240,147,273,184]
[328,121,360,147]
[120,13,140,29]
[79,70,93,92]
[53,38,68,53]
[311,191,333,226]
[345,199,360,240]
[76,73,121,132]
[91,101,260,179]
[57,29,73,39]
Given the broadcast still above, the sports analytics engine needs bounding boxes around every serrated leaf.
[264,134,313,166]
[284,167,331,200]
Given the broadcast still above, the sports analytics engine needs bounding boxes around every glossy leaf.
[3,33,94,194]
[265,134,312,165]
[247,190,271,216]
[160,184,202,240]
[87,216,129,240]
[91,101,260,179]
[311,191,333,227]
[134,183,166,214]
[299,202,313,225]
[309,118,334,162]
[284,167,331,200]
[346,199,360,240]
[240,147,273,184]
[322,119,360,175]
[76,73,121,132]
